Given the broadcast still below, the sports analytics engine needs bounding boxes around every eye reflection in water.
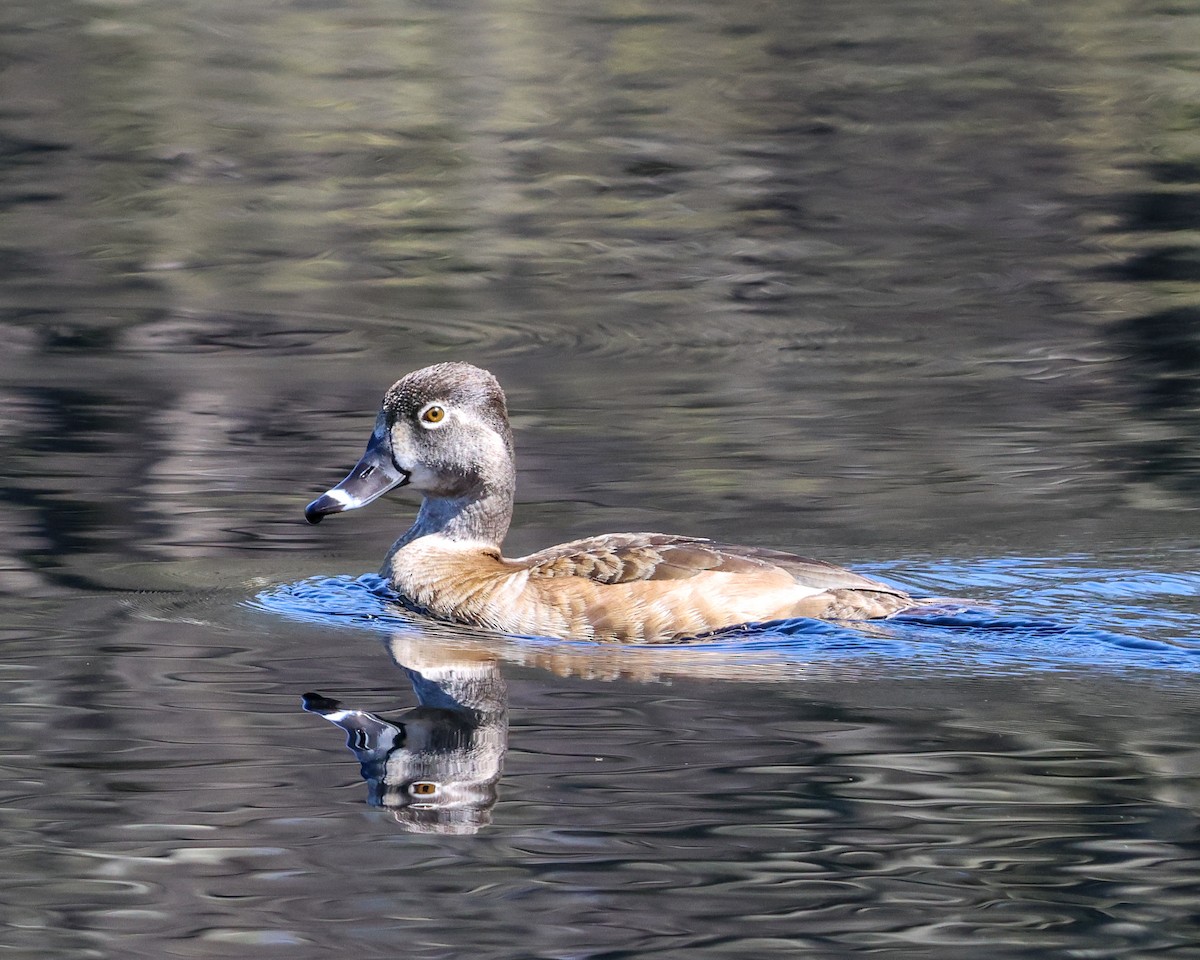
[303,633,508,835]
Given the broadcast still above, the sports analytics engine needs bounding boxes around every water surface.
[2,0,1200,957]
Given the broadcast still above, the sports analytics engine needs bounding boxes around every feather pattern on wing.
[518,533,902,594]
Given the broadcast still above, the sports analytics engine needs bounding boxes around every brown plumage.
[305,363,921,643]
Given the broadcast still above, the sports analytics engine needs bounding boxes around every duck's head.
[304,362,514,525]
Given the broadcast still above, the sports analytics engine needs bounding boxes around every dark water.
[3,0,1200,956]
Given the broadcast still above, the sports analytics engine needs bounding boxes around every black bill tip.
[304,493,343,525]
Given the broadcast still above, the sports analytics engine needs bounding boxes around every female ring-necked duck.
[305,362,923,643]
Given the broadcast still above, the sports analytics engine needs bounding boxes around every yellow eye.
[420,405,445,424]
[411,782,438,796]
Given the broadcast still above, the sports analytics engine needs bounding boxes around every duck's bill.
[304,434,409,525]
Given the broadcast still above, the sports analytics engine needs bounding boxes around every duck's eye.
[410,782,438,796]
[419,405,445,425]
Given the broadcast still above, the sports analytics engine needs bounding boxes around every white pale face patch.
[402,462,443,491]
[386,420,448,492]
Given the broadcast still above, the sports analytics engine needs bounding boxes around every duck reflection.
[304,634,507,834]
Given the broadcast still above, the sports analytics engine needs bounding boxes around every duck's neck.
[393,479,514,552]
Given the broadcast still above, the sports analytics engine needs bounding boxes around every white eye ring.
[417,403,448,429]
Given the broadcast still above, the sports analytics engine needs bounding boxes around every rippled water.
[258,557,1200,677]
[3,0,1200,956]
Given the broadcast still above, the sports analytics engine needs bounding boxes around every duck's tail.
[893,596,988,618]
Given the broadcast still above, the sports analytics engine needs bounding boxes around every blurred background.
[3,0,1199,591]
[1,0,1199,958]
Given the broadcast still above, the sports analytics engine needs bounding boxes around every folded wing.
[518,532,906,597]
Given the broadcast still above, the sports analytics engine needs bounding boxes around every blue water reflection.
[254,553,1200,676]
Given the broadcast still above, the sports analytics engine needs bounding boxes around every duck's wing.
[710,542,906,594]
[515,533,906,596]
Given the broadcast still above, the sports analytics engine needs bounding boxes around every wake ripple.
[249,558,1200,677]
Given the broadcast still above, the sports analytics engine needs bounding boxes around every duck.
[304,362,924,643]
